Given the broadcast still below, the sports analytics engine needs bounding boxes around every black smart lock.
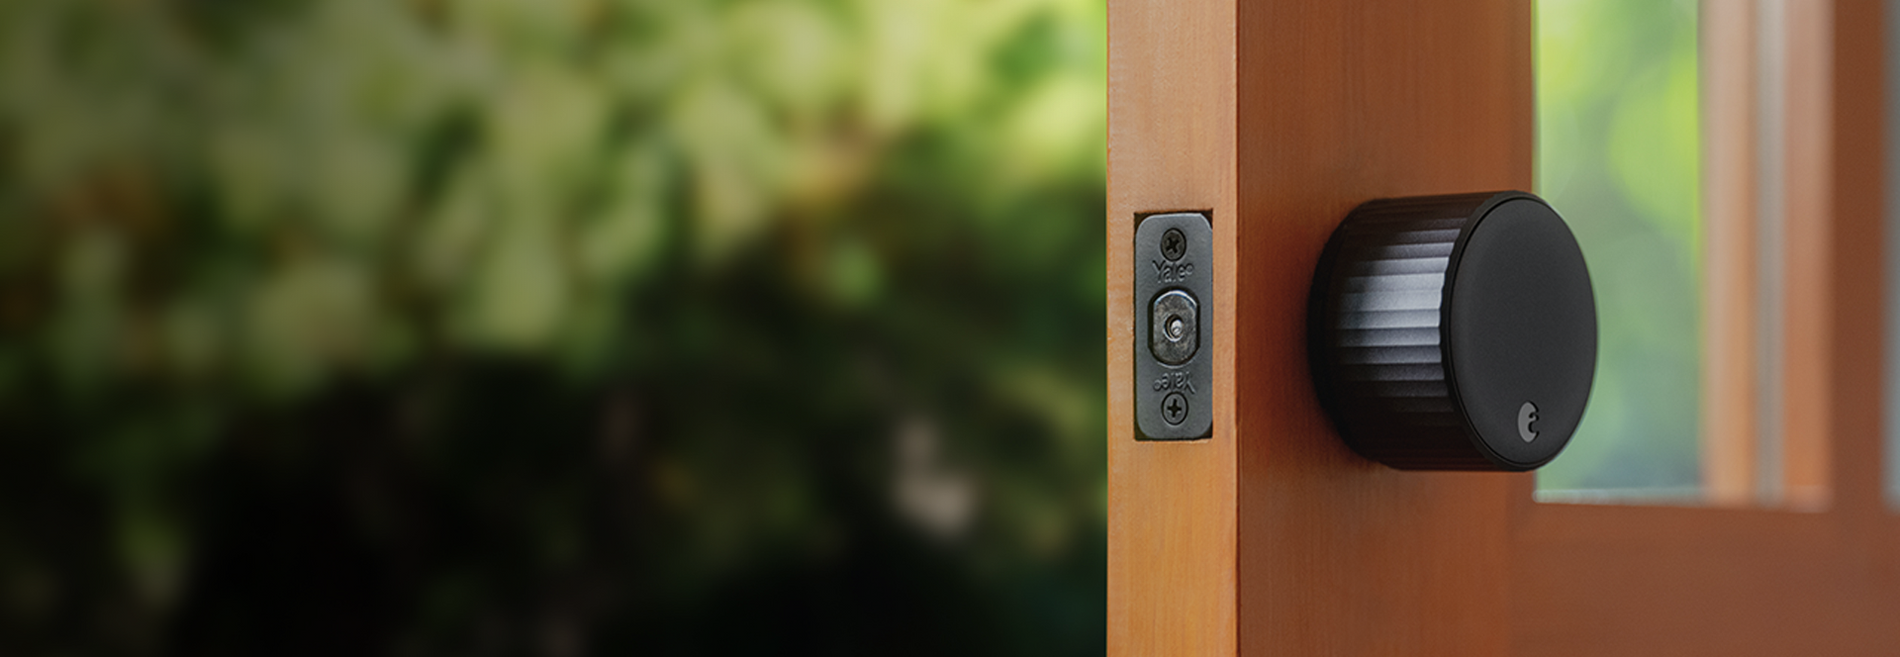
[1308,191,1597,471]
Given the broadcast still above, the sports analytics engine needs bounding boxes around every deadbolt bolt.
[1151,290,1199,365]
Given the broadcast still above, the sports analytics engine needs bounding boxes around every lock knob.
[1307,191,1597,471]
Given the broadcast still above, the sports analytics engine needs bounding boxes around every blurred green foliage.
[0,0,1107,653]
[1534,0,1702,492]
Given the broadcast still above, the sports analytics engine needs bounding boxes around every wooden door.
[1106,0,1900,655]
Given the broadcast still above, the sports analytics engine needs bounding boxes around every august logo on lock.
[1517,401,1539,443]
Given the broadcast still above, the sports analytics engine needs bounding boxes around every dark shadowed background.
[0,0,1107,654]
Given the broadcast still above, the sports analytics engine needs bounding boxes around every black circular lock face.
[1307,191,1598,471]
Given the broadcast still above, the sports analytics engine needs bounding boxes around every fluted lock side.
[1310,193,1495,469]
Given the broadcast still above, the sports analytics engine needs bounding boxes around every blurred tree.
[1534,0,1702,493]
[0,0,1106,654]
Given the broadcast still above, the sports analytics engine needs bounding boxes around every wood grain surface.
[1111,0,1529,654]
[1231,1,1528,656]
[1105,0,1237,651]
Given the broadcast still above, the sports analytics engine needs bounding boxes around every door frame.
[1106,1,1900,654]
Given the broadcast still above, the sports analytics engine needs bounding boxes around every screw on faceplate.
[1160,227,1187,261]
[1162,392,1188,425]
